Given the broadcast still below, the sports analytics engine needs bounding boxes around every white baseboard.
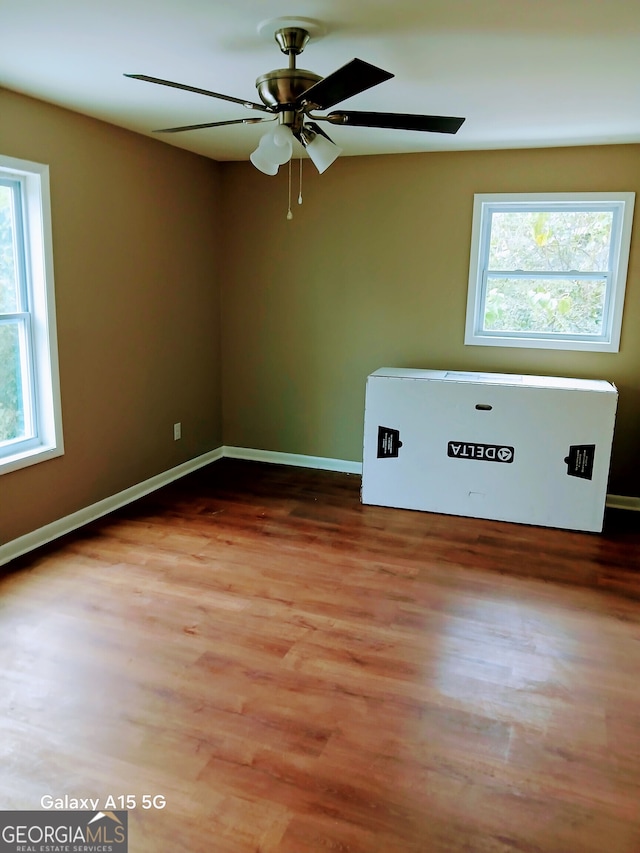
[606,494,640,512]
[1,445,636,568]
[226,450,638,513]
[223,445,362,475]
[0,447,224,567]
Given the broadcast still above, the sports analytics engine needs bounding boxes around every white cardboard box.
[361,368,618,532]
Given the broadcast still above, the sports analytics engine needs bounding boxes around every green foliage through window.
[0,182,25,443]
[483,209,613,336]
[484,277,606,335]
[0,323,25,442]
[466,192,635,352]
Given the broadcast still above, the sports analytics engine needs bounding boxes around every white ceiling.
[2,0,640,163]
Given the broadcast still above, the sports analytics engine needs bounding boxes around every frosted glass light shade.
[303,132,342,174]
[273,124,294,148]
[250,146,279,175]
[259,127,293,166]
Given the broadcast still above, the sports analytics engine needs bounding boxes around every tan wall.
[2,89,638,552]
[220,145,640,497]
[1,89,223,543]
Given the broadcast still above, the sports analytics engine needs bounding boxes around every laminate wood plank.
[1,458,640,851]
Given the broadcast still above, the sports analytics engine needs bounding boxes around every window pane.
[0,184,19,313]
[488,210,614,272]
[484,277,606,335]
[0,322,26,442]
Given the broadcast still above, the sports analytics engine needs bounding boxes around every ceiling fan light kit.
[298,125,343,174]
[125,18,465,208]
[249,145,279,176]
[253,123,294,168]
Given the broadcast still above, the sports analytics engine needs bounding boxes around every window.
[1,154,63,474]
[465,192,635,351]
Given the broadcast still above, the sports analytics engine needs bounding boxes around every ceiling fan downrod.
[274,27,310,68]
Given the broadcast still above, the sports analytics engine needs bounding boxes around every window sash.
[481,202,621,277]
[465,192,634,352]
[478,270,612,341]
[1,176,29,315]
[484,270,609,279]
[1,177,37,453]
[0,154,63,473]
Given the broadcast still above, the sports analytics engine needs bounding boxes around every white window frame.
[464,192,635,352]
[0,154,63,474]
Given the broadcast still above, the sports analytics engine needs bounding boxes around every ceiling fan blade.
[124,74,270,112]
[326,111,465,133]
[154,117,275,134]
[296,59,393,110]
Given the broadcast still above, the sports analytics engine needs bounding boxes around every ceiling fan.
[125,20,465,176]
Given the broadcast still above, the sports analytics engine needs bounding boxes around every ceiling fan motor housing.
[255,68,321,109]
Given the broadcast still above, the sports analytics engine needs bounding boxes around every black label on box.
[565,445,596,479]
[377,426,403,458]
[447,441,515,463]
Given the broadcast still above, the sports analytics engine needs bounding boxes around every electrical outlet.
[173,422,181,441]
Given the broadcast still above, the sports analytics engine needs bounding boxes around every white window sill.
[0,442,64,476]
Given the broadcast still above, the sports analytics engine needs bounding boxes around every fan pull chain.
[286,159,293,220]
[298,158,303,205]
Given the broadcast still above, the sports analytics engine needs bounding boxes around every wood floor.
[2,459,640,852]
